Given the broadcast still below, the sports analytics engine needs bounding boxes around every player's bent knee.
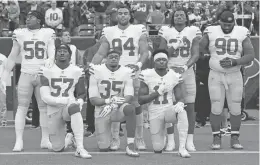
[123,104,135,116]
[68,103,81,116]
[153,143,164,152]
[211,102,223,115]
[52,146,65,152]
[229,102,242,116]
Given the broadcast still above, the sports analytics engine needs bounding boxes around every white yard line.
[0,151,259,155]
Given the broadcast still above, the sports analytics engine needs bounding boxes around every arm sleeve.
[158,26,168,40]
[47,29,56,60]
[124,70,134,97]
[88,75,100,98]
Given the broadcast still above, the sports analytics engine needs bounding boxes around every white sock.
[167,133,175,144]
[135,112,143,139]
[71,112,84,149]
[15,108,27,142]
[187,134,194,145]
[111,122,120,139]
[40,111,49,141]
[177,111,188,148]
[127,138,134,144]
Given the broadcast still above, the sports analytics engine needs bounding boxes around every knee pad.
[68,103,81,116]
[229,102,242,116]
[152,142,164,152]
[229,87,243,116]
[211,101,223,115]
[123,104,135,116]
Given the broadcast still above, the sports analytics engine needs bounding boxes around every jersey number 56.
[24,41,45,59]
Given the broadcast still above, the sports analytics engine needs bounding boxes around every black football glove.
[219,57,237,68]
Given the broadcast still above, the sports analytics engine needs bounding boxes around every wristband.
[136,62,142,69]
[105,98,111,104]
[183,65,188,71]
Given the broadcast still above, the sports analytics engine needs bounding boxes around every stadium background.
[0,36,259,113]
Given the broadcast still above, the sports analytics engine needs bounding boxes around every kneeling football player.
[89,49,139,157]
[39,44,92,159]
[138,49,190,158]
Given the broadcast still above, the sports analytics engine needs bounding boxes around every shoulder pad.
[89,64,103,78]
[235,26,250,38]
[139,69,153,82]
[203,25,215,35]
[170,70,183,83]
[12,28,23,41]
[190,26,202,37]
[122,66,135,79]
[101,26,113,38]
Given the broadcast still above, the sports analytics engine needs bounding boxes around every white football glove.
[0,79,6,95]
[44,58,55,68]
[173,102,186,113]
[111,96,125,105]
[156,83,168,95]
[99,105,112,118]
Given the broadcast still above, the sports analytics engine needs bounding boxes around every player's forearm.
[89,97,106,106]
[1,58,15,82]
[91,53,104,65]
[40,86,67,106]
[174,83,185,103]
[236,54,254,66]
[186,37,201,68]
[138,92,160,105]
[138,51,149,65]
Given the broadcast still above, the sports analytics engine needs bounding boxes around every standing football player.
[138,49,190,158]
[91,4,149,151]
[0,53,7,126]
[1,11,56,151]
[40,44,91,158]
[199,10,255,150]
[158,9,201,151]
[89,49,139,157]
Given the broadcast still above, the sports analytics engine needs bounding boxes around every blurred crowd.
[0,0,258,37]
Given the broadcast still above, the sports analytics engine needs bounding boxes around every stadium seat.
[78,24,95,36]
[88,17,95,24]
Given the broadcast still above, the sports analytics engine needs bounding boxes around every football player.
[59,30,80,66]
[89,49,139,157]
[138,49,190,158]
[199,10,255,150]
[0,53,7,126]
[40,44,91,159]
[91,4,149,151]
[158,9,201,151]
[1,11,56,151]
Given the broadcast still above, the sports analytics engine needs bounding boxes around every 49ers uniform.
[88,64,134,149]
[159,25,201,103]
[13,28,55,111]
[139,68,182,151]
[42,64,83,151]
[205,25,250,115]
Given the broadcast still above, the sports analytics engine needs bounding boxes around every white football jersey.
[89,64,134,117]
[139,69,181,120]
[0,53,7,77]
[204,25,250,73]
[43,64,83,115]
[69,44,77,65]
[12,28,55,74]
[159,25,202,67]
[45,8,63,27]
[102,24,148,65]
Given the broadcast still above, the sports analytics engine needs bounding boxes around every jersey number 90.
[215,38,238,55]
[24,41,45,59]
[112,38,135,56]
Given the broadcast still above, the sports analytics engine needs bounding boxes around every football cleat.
[231,135,243,150]
[211,134,221,150]
[165,140,175,152]
[110,138,120,151]
[135,138,146,151]
[13,140,23,152]
[65,133,76,149]
[75,148,92,159]
[178,147,191,158]
[126,143,140,157]
[40,139,52,150]
[1,120,7,127]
